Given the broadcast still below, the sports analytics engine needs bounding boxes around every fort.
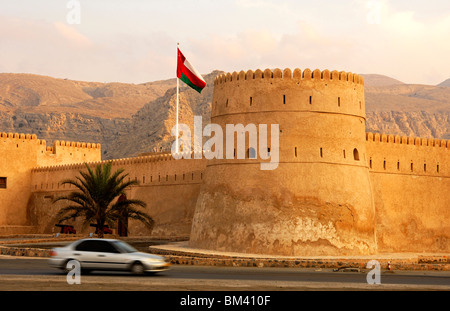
[0,68,448,256]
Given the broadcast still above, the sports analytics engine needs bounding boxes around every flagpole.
[176,42,180,154]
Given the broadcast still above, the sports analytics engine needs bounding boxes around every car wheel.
[131,262,145,275]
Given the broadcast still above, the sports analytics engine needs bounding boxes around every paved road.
[0,256,449,292]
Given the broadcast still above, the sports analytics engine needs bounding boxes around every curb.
[0,238,448,271]
[148,246,450,271]
[0,245,50,257]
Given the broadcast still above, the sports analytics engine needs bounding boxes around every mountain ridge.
[0,71,448,159]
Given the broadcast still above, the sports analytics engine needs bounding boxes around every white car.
[48,238,170,275]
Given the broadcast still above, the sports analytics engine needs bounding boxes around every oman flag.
[177,48,206,93]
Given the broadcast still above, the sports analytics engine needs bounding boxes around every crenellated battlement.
[1,132,38,140]
[366,132,450,149]
[214,68,364,86]
[31,151,203,173]
[53,140,101,150]
[0,132,101,150]
[211,67,366,119]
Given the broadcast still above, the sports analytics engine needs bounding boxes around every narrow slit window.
[411,162,414,172]
[369,158,373,169]
[295,147,297,158]
[283,95,286,105]
[383,160,386,170]
[225,99,228,107]
[397,161,400,171]
[338,97,341,107]
[0,177,6,189]
[309,96,312,105]
[249,147,256,159]
[353,148,360,161]
[343,150,346,158]
[437,164,440,173]
[320,148,323,158]
[250,97,253,106]
[424,164,427,172]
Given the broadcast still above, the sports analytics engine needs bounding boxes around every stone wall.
[30,153,206,237]
[366,133,450,253]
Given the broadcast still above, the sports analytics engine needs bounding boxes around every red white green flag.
[177,48,206,93]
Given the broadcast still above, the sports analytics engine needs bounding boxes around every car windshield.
[111,240,138,253]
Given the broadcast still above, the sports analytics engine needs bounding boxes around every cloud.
[53,21,92,48]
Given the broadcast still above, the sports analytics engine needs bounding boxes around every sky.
[0,0,449,85]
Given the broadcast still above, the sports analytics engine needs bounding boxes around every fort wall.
[190,68,378,256]
[365,133,450,252]
[0,132,101,231]
[1,67,449,255]
[30,152,206,236]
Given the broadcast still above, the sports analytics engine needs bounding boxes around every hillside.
[0,71,449,159]
[361,74,405,87]
[438,78,450,87]
[0,73,175,118]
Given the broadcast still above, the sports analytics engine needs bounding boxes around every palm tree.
[53,161,154,238]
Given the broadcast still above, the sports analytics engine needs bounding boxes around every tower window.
[248,147,256,159]
[295,147,298,158]
[338,97,341,107]
[309,96,312,105]
[353,148,360,161]
[283,95,286,105]
[320,148,323,158]
[0,177,6,189]
[250,97,253,106]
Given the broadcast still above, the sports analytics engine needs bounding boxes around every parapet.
[53,140,101,150]
[366,132,450,149]
[214,68,364,86]
[1,132,38,140]
[31,150,204,173]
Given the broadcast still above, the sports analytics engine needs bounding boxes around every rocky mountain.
[361,74,405,87]
[0,72,449,160]
[364,76,450,140]
[438,78,450,87]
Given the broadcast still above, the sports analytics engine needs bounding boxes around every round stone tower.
[189,68,377,256]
